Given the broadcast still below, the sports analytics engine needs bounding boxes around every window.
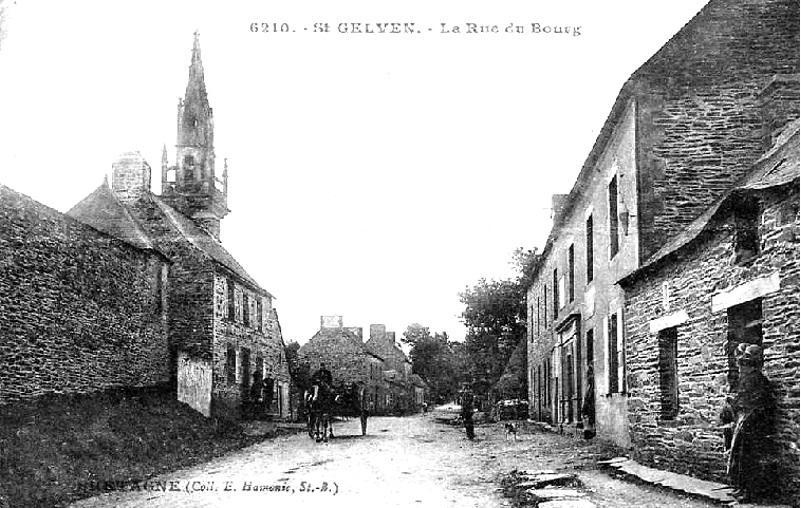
[543,286,548,327]
[552,269,559,319]
[726,299,763,390]
[241,347,251,390]
[226,343,236,384]
[586,214,594,282]
[658,327,679,419]
[546,359,551,408]
[255,355,264,380]
[184,155,195,181]
[537,365,542,416]
[609,175,619,258]
[243,293,250,327]
[576,331,582,399]
[227,278,235,321]
[586,328,594,368]
[566,352,574,422]
[608,313,619,393]
[568,245,575,302]
[154,262,164,315]
[257,299,263,332]
[536,297,540,335]
[734,197,760,264]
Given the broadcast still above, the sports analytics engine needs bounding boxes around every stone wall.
[623,187,799,500]
[635,0,800,261]
[211,272,291,419]
[125,197,216,361]
[0,185,170,404]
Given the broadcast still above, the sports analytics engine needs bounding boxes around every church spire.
[185,31,208,109]
[160,32,228,240]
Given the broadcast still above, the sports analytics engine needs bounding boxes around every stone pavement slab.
[538,500,596,508]
[604,458,737,504]
[527,488,586,500]
[518,473,578,489]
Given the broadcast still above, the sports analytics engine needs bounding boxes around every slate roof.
[365,336,411,365]
[618,120,799,286]
[66,182,158,253]
[68,184,271,296]
[149,195,269,295]
[308,327,385,362]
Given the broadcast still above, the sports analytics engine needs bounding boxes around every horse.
[305,383,337,442]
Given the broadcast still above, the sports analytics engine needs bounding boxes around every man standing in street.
[459,384,475,440]
[356,381,370,436]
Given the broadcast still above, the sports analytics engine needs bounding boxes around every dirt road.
[69,413,719,508]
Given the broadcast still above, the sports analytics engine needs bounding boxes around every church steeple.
[161,31,229,240]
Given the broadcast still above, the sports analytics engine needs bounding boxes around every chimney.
[370,324,387,342]
[551,194,569,221]
[321,315,343,329]
[758,74,800,149]
[112,152,152,204]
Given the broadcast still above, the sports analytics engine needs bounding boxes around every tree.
[401,323,432,346]
[402,324,465,404]
[459,247,538,401]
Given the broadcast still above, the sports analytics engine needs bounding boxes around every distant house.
[68,34,290,419]
[298,316,385,412]
[366,325,415,414]
[618,120,799,498]
[526,0,799,447]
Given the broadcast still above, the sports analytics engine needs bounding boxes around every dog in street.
[504,422,518,441]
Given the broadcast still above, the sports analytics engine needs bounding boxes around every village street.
[69,412,720,508]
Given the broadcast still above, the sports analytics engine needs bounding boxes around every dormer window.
[734,197,760,264]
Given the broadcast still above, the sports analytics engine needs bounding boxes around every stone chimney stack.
[370,324,387,342]
[321,315,343,329]
[112,152,151,204]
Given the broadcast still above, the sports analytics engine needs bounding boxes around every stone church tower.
[161,32,229,239]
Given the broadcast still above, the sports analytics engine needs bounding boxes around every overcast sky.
[0,0,710,345]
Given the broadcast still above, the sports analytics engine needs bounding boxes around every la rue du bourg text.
[253,22,581,36]
[330,22,581,35]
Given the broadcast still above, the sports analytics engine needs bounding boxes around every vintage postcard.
[0,0,797,507]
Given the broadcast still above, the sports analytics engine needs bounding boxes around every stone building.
[526,0,799,447]
[68,34,290,419]
[618,120,799,501]
[0,185,171,404]
[365,324,415,413]
[298,316,386,412]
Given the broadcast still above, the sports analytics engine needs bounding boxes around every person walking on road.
[356,381,370,436]
[248,371,264,420]
[459,384,475,440]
